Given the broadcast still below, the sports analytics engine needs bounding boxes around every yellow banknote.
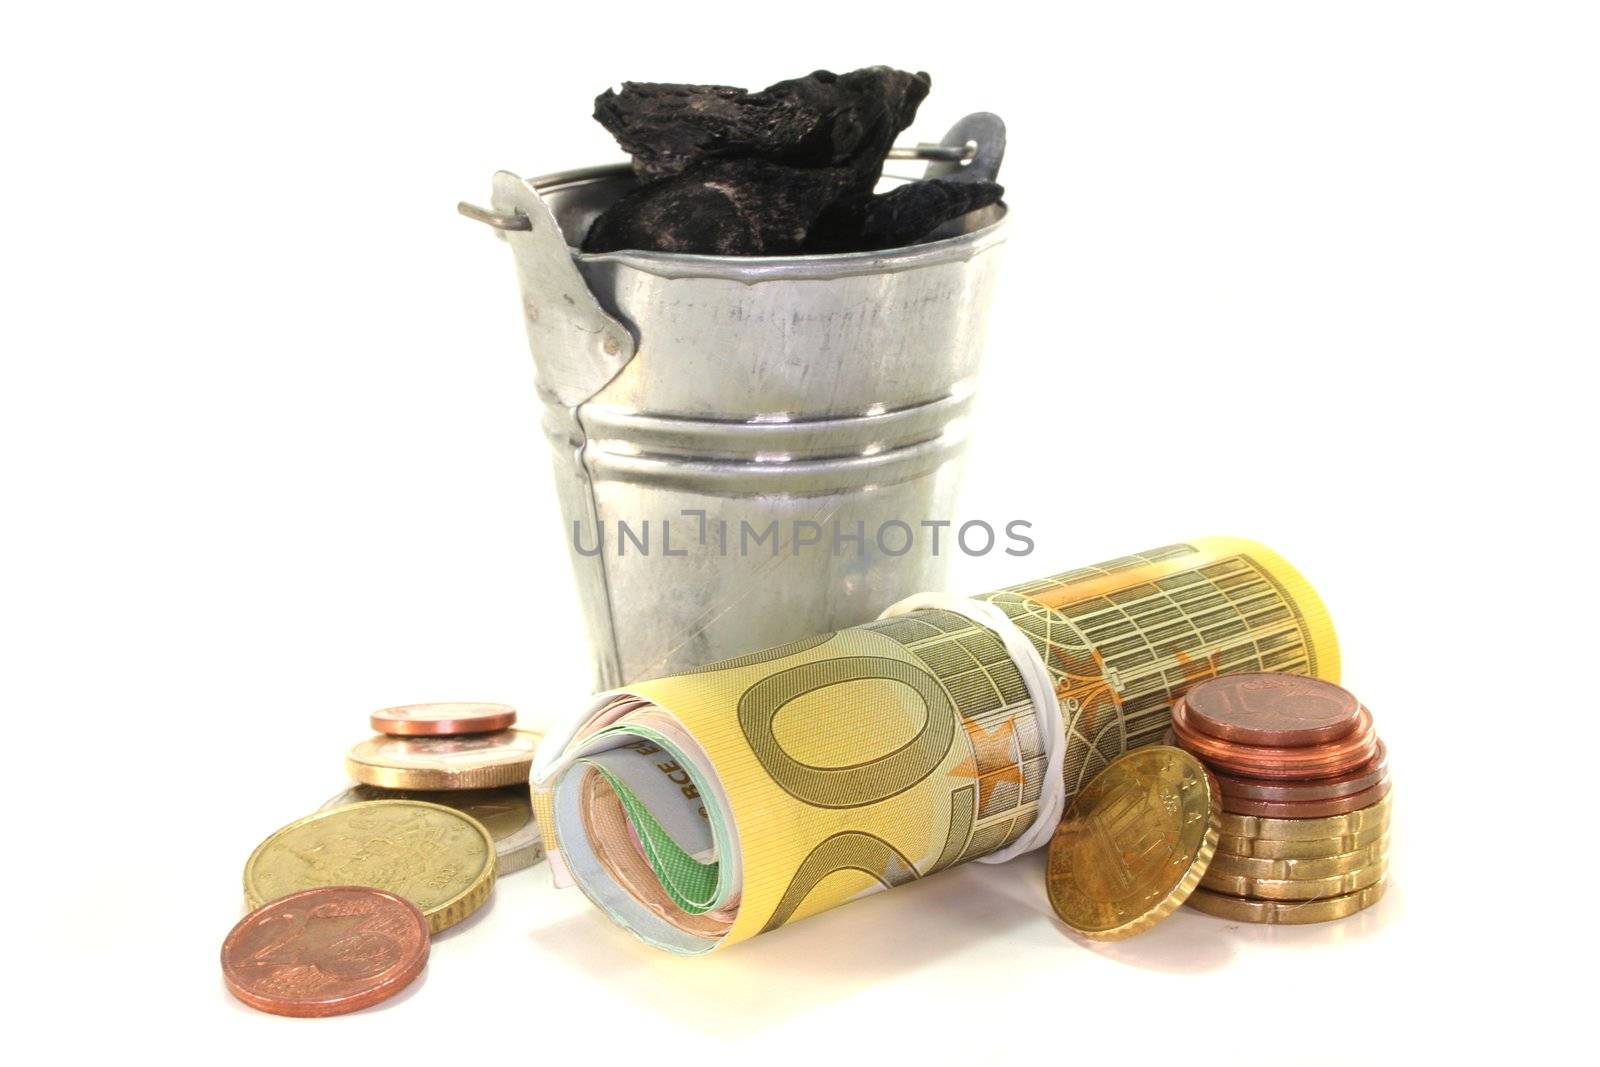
[533,537,1337,952]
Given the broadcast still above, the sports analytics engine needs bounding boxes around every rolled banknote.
[532,537,1338,953]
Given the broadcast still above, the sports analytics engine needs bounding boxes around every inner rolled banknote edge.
[534,692,746,901]
[875,592,1067,863]
[533,590,1066,942]
[552,761,722,954]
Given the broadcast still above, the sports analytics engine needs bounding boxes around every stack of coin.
[337,703,546,875]
[224,702,542,1016]
[1165,674,1392,924]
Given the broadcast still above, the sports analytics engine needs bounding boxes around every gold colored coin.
[1206,835,1388,881]
[321,784,544,875]
[1046,746,1220,941]
[1201,858,1386,900]
[1217,822,1388,859]
[1185,879,1387,924]
[244,800,495,933]
[345,729,542,790]
[1219,792,1392,841]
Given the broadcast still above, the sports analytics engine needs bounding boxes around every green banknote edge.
[589,723,732,912]
[587,764,719,914]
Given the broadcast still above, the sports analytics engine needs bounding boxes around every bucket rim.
[531,163,1009,281]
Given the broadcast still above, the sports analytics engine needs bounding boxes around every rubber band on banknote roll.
[876,592,1066,863]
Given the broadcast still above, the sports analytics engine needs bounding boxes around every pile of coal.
[582,68,1003,256]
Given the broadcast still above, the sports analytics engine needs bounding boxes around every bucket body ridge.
[496,164,1008,686]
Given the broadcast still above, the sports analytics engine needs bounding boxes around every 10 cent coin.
[244,800,495,933]
[1046,746,1220,941]
[320,784,544,874]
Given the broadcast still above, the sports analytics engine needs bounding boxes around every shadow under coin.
[430,891,496,943]
[1184,877,1401,947]
[354,962,430,1014]
[1067,908,1239,973]
[990,851,1238,974]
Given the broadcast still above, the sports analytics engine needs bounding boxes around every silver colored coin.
[320,783,545,874]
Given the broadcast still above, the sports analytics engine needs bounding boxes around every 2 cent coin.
[1213,740,1390,803]
[1220,776,1392,819]
[1181,674,1362,747]
[370,702,518,737]
[1170,702,1378,779]
[221,885,428,1017]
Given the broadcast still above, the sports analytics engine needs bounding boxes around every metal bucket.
[463,115,1009,687]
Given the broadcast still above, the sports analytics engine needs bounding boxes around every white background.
[4,2,1595,1062]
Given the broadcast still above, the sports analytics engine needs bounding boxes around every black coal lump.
[583,66,1001,256]
[593,67,929,188]
[806,179,1006,253]
[582,160,859,256]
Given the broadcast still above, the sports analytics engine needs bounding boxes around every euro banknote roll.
[531,537,1338,953]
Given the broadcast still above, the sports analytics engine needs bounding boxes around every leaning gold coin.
[345,729,542,790]
[1206,835,1388,881]
[1201,859,1386,901]
[244,800,495,934]
[1185,879,1387,924]
[321,784,544,875]
[1046,746,1220,941]
[1219,792,1392,841]
[1217,823,1388,859]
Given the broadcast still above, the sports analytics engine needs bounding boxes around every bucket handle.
[456,119,1003,233]
[456,115,1002,404]
[477,170,637,409]
[921,113,1006,185]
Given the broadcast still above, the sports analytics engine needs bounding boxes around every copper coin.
[221,885,429,1017]
[370,702,518,737]
[1170,702,1378,779]
[1214,740,1390,802]
[1220,775,1392,818]
[1163,728,1390,799]
[1180,673,1362,747]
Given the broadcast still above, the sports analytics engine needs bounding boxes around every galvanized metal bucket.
[463,115,1008,687]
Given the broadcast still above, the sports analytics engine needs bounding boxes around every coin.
[1200,859,1387,901]
[1206,835,1389,881]
[1163,727,1390,801]
[1216,823,1388,859]
[1180,674,1362,747]
[244,800,495,933]
[1170,703,1378,779]
[1213,740,1389,802]
[321,785,544,874]
[370,701,518,737]
[1046,746,1220,941]
[1221,775,1391,818]
[221,885,429,1017]
[1185,879,1387,924]
[1220,792,1393,840]
[345,729,542,790]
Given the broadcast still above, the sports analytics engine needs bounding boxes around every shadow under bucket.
[465,115,1010,687]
